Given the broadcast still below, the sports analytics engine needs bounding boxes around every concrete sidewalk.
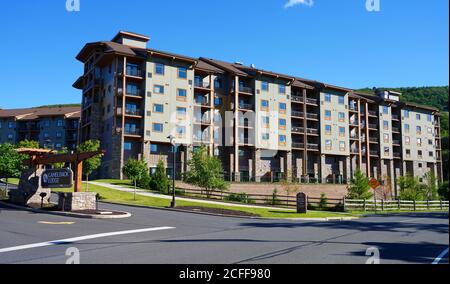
[89,181,295,212]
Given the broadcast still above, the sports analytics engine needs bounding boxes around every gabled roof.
[199,58,249,77]
[112,31,150,43]
[0,107,81,120]
[196,59,226,74]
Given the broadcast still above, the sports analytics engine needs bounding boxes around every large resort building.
[0,106,81,151]
[73,31,443,195]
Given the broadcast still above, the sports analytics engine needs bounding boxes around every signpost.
[369,178,380,212]
[41,169,73,189]
[296,193,308,214]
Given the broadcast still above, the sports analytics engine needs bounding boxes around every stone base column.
[286,151,293,182]
[57,192,97,211]
[253,149,262,182]
[320,154,326,183]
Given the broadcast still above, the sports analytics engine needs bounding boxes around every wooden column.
[74,160,83,193]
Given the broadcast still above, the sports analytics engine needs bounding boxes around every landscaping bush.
[319,193,328,210]
[225,193,255,204]
[150,160,169,194]
[265,189,282,206]
[438,181,449,201]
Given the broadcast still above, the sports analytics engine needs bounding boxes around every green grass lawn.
[52,183,358,219]
[0,178,20,185]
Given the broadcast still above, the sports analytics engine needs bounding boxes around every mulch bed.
[176,206,260,217]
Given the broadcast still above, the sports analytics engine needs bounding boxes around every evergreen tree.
[347,170,373,200]
[151,159,170,194]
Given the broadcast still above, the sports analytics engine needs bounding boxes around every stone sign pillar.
[9,169,51,207]
[296,192,308,214]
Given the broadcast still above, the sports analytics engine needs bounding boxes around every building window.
[177,89,187,101]
[339,141,346,151]
[0,122,2,129]
[406,149,411,158]
[150,144,158,153]
[178,67,187,79]
[416,126,422,135]
[55,143,62,149]
[261,81,269,92]
[325,140,332,150]
[384,134,390,143]
[56,132,62,138]
[155,63,165,75]
[427,114,433,122]
[261,100,269,111]
[279,103,287,113]
[214,78,222,89]
[429,151,434,157]
[154,85,164,94]
[428,127,433,134]
[8,122,14,129]
[383,120,389,130]
[405,136,410,145]
[404,124,410,133]
[339,127,346,137]
[429,139,433,146]
[262,133,270,141]
[126,83,140,96]
[262,116,270,128]
[279,84,286,94]
[324,93,331,103]
[383,106,389,114]
[418,150,423,159]
[124,142,132,151]
[279,119,286,130]
[7,134,13,140]
[214,96,222,106]
[325,110,332,120]
[177,107,187,118]
[153,123,163,132]
[177,126,186,138]
[57,120,64,127]
[417,138,422,147]
[338,96,345,105]
[279,135,286,145]
[338,112,345,122]
[416,114,421,121]
[44,133,49,138]
[384,147,390,156]
[153,104,164,113]
[325,125,332,135]
[404,110,410,118]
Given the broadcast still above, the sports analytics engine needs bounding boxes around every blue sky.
[1,0,448,109]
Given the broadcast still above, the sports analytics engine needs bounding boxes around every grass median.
[52,183,358,219]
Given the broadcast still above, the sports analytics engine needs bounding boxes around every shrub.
[438,181,449,201]
[319,193,328,210]
[225,193,255,204]
[150,159,169,194]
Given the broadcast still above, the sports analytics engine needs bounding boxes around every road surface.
[0,202,448,264]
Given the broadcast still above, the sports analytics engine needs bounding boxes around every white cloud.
[284,0,314,9]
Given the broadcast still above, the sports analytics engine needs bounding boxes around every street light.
[167,135,177,208]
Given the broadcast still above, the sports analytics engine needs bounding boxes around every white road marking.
[432,247,449,264]
[0,226,175,253]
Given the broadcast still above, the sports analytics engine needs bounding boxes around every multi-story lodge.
[73,31,443,194]
[0,106,81,151]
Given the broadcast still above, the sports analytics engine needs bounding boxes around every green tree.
[184,146,228,197]
[16,140,40,149]
[424,172,438,200]
[76,140,102,192]
[347,170,373,200]
[0,143,25,191]
[398,174,426,201]
[438,181,449,201]
[150,159,169,194]
[319,193,328,210]
[122,158,149,200]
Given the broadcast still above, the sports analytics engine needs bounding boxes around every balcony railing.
[124,129,141,136]
[351,148,359,154]
[306,98,318,105]
[368,110,377,116]
[307,144,319,150]
[307,128,319,135]
[195,99,211,106]
[350,135,359,140]
[194,81,211,89]
[392,115,400,120]
[392,127,400,133]
[368,124,378,129]
[392,140,400,145]
[194,117,212,125]
[239,138,253,145]
[349,120,359,126]
[349,105,358,112]
[369,137,378,143]
[291,96,304,103]
[292,142,305,149]
[239,103,253,110]
[232,86,254,94]
[125,109,142,116]
[292,111,305,118]
[292,127,304,133]
[306,113,319,120]
[118,88,144,97]
[393,152,402,158]
[126,68,143,77]
[370,151,379,156]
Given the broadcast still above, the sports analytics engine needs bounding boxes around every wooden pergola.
[17,148,105,193]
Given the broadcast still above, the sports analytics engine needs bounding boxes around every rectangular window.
[416,114,421,121]
[177,107,187,118]
[279,119,286,130]
[338,112,345,122]
[261,81,269,92]
[338,96,345,105]
[153,123,163,132]
[325,125,332,135]
[406,149,411,158]
[325,110,332,120]
[384,134,390,143]
[339,127,345,137]
[279,84,286,94]
[155,63,165,75]
[178,67,187,79]
[339,141,346,151]
[384,147,390,156]
[154,85,164,94]
[7,134,13,139]
[383,120,389,130]
[262,133,270,141]
[8,122,14,129]
[153,104,164,113]
[261,100,269,110]
[417,138,422,147]
[404,124,410,133]
[427,114,433,122]
[124,142,132,151]
[416,126,422,135]
[279,135,286,145]
[279,103,287,113]
[262,116,270,128]
[56,132,62,138]
[429,151,434,157]
[57,120,64,127]
[405,136,410,145]
[428,139,433,146]
[383,106,389,114]
[325,140,332,150]
[177,126,186,138]
[177,89,187,101]
[126,83,139,96]
[404,110,410,118]
[325,94,331,103]
[418,150,423,158]
[428,127,433,134]
[150,144,158,153]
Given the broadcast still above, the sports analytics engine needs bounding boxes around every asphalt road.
[0,202,448,264]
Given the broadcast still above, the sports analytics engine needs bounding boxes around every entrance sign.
[42,169,73,189]
[297,193,308,214]
[369,178,380,190]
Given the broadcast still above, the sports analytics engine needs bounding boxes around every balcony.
[368,110,377,117]
[392,115,400,120]
[232,85,254,94]
[126,68,143,78]
[239,103,254,110]
[307,144,319,151]
[194,98,211,107]
[306,113,319,120]
[292,142,305,149]
[392,140,400,145]
[393,152,402,159]
[392,127,400,133]
[349,120,359,126]
[194,80,211,89]
[292,126,304,133]
[291,96,304,103]
[369,137,379,143]
[125,108,142,116]
[124,128,141,136]
[291,111,305,118]
[351,148,359,154]
[194,116,212,125]
[349,105,358,112]
[118,88,144,98]
[306,98,318,105]
[370,151,379,157]
[307,128,319,135]
[238,138,254,145]
[368,124,378,130]
[350,135,359,140]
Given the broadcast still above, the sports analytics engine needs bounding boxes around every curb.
[100,201,360,222]
[0,201,132,219]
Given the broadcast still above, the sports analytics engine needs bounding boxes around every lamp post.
[168,135,177,208]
